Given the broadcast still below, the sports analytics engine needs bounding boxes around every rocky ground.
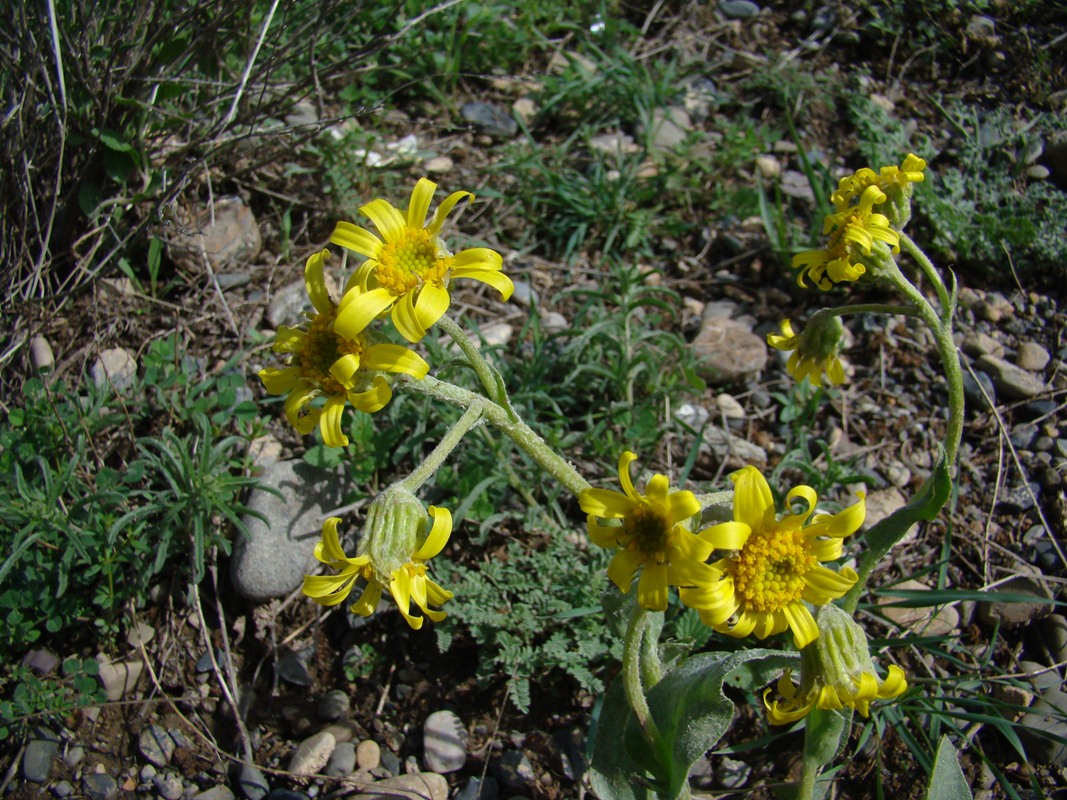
[5,1,1067,799]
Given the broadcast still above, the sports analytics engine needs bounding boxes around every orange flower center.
[376,228,452,295]
[298,309,365,395]
[731,529,815,612]
[623,504,669,558]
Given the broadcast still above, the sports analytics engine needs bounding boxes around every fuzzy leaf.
[925,736,973,800]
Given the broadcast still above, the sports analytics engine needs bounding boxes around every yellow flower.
[829,153,926,209]
[580,451,719,612]
[679,466,864,649]
[793,185,900,291]
[764,603,907,724]
[329,178,513,342]
[767,318,846,387]
[258,250,430,448]
[302,495,454,630]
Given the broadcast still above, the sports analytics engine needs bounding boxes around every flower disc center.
[298,310,365,394]
[623,504,669,557]
[377,228,452,295]
[731,529,815,612]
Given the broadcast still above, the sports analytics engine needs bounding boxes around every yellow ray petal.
[335,287,396,340]
[330,221,384,260]
[304,249,333,315]
[360,198,406,241]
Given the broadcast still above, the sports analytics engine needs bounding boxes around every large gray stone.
[690,317,767,385]
[977,354,1051,400]
[231,459,352,602]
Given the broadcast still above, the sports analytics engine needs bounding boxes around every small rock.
[423,156,453,175]
[233,763,270,800]
[978,573,1054,626]
[97,659,144,701]
[977,354,1050,400]
[962,369,996,409]
[154,773,185,800]
[248,434,283,470]
[326,742,357,777]
[288,731,336,776]
[590,132,639,155]
[862,487,918,543]
[23,728,60,783]
[455,776,497,800]
[509,280,537,307]
[493,750,536,794]
[699,426,768,468]
[720,0,760,19]
[52,780,74,798]
[277,649,315,687]
[64,746,85,769]
[356,740,381,772]
[779,170,815,201]
[541,311,568,334]
[168,197,262,271]
[961,332,1004,359]
[1026,164,1051,181]
[29,335,55,373]
[755,154,780,179]
[266,279,313,329]
[423,710,467,774]
[231,459,350,602]
[83,772,119,800]
[138,724,176,767]
[1042,616,1067,664]
[878,579,959,635]
[1018,689,1067,765]
[460,102,517,139]
[511,98,537,126]
[715,756,752,789]
[690,317,768,385]
[641,107,691,152]
[126,621,155,648]
[714,393,745,420]
[90,347,137,391]
[965,14,997,46]
[1016,341,1051,371]
[193,787,236,800]
[352,773,449,800]
[476,322,513,348]
[317,690,351,722]
[22,648,59,675]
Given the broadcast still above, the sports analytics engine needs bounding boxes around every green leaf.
[93,127,134,152]
[925,736,973,800]
[590,648,800,800]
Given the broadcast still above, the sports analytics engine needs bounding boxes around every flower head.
[764,603,908,724]
[679,466,864,649]
[829,153,926,209]
[258,250,430,447]
[793,185,900,291]
[329,178,513,342]
[580,451,719,612]
[767,316,846,387]
[301,487,454,630]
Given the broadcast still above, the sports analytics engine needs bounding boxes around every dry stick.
[217,0,282,133]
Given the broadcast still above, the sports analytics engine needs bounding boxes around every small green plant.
[0,660,106,741]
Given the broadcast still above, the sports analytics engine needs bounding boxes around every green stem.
[400,374,591,498]
[622,605,667,764]
[798,759,819,800]
[398,404,483,492]
[882,257,963,466]
[899,231,951,315]
[436,314,515,417]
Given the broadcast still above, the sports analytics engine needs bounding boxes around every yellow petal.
[284,384,319,434]
[363,343,429,378]
[666,489,701,526]
[391,290,425,343]
[426,189,473,237]
[783,602,819,649]
[579,488,635,519]
[637,562,669,611]
[607,549,643,593]
[809,493,866,538]
[330,353,362,391]
[335,287,396,340]
[415,505,453,560]
[587,517,623,549]
[730,466,775,534]
[302,572,358,605]
[450,267,514,301]
[407,178,437,228]
[351,580,383,617]
[801,565,858,602]
[451,247,504,270]
[413,282,451,338]
[330,221,384,260]
[259,367,300,395]
[360,198,406,241]
[304,249,333,315]
[617,451,639,500]
[347,376,392,414]
[319,394,349,448]
[698,520,751,551]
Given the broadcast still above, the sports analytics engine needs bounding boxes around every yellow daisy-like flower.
[767,318,846,387]
[302,502,454,630]
[329,178,513,343]
[258,250,430,448]
[764,603,907,724]
[679,466,864,649]
[829,153,927,209]
[580,451,719,612]
[793,184,900,291]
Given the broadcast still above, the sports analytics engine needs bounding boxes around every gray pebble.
[194,787,236,800]
[83,772,119,800]
[962,370,996,409]
[52,780,74,798]
[423,710,467,774]
[326,741,357,777]
[509,280,537,307]
[23,728,60,783]
[977,354,1051,399]
[155,772,185,800]
[138,723,177,767]
[1018,689,1067,765]
[317,689,350,722]
[64,745,85,769]
[233,763,270,800]
[720,0,760,18]
[460,102,518,139]
[22,648,60,675]
[493,750,536,794]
